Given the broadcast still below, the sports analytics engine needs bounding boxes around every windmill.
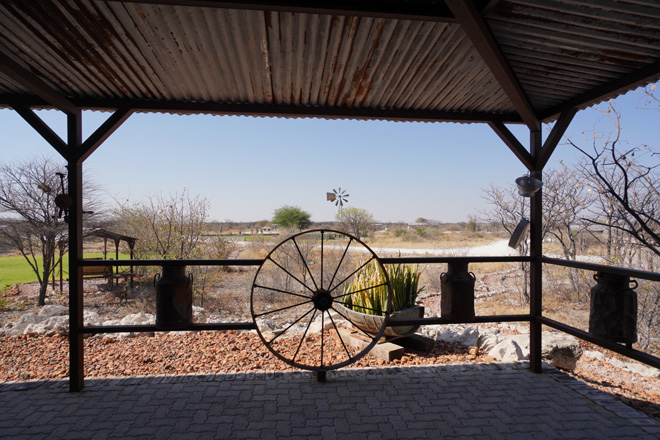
[326,187,349,212]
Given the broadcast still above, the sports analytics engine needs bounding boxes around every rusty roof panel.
[488,0,660,113]
[0,1,659,122]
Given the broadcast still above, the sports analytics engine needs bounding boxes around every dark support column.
[529,130,543,373]
[67,111,84,392]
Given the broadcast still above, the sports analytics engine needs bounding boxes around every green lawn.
[0,253,130,293]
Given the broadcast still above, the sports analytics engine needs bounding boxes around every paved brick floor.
[1,363,659,439]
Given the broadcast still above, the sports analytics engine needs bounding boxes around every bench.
[82,260,113,279]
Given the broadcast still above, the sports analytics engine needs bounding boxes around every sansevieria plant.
[341,260,424,316]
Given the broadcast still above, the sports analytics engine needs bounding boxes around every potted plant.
[337,260,425,337]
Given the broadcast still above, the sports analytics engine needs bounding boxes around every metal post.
[67,111,84,392]
[529,130,543,373]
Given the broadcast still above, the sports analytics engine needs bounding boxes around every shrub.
[341,260,424,315]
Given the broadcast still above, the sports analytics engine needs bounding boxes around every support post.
[67,111,84,392]
[529,130,543,373]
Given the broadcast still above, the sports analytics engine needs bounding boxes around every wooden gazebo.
[1,0,660,391]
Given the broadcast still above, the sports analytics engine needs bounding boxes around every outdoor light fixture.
[515,175,542,197]
[508,218,530,249]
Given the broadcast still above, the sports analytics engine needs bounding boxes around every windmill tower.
[326,187,349,213]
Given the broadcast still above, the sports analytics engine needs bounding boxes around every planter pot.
[336,303,424,338]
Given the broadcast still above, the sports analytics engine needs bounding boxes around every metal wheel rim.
[250,229,392,372]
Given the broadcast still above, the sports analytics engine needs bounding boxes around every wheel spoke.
[266,306,315,345]
[329,256,375,294]
[266,256,315,294]
[254,299,313,318]
[320,231,324,290]
[328,312,353,361]
[292,237,318,290]
[328,237,353,289]
[254,283,311,300]
[320,311,325,367]
[332,282,389,300]
[331,305,379,340]
[292,309,317,363]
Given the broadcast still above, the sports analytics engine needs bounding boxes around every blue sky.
[1,83,657,223]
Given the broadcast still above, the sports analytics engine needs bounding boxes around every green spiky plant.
[341,260,424,316]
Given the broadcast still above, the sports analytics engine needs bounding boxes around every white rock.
[457,326,480,347]
[84,310,102,326]
[3,313,45,337]
[477,332,501,353]
[38,305,68,317]
[584,350,605,360]
[623,362,660,378]
[120,312,155,325]
[24,316,69,336]
[488,338,528,362]
[541,334,583,370]
[193,306,206,324]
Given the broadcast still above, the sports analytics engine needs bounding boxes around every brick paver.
[1,363,659,439]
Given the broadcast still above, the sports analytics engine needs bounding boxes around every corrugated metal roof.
[0,0,659,123]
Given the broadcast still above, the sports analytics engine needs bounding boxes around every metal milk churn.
[155,265,193,330]
[441,262,476,322]
[588,271,637,346]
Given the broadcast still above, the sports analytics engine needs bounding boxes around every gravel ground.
[1,331,659,424]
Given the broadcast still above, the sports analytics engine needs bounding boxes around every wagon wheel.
[250,229,392,373]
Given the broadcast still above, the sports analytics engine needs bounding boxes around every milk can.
[154,265,193,330]
[441,262,476,322]
[588,271,637,346]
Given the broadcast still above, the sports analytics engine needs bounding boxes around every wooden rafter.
[0,51,78,116]
[10,104,68,158]
[488,121,535,172]
[445,0,540,131]
[535,110,577,171]
[77,108,133,162]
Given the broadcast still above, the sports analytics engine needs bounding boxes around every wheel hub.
[312,289,333,311]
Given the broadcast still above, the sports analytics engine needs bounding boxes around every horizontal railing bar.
[539,317,660,370]
[542,257,660,282]
[80,256,529,267]
[381,256,528,264]
[80,259,264,267]
[389,314,532,326]
[81,322,257,334]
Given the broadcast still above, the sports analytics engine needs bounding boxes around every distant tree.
[415,217,429,225]
[0,156,99,306]
[114,189,208,260]
[567,100,660,259]
[255,219,271,233]
[465,215,479,232]
[272,205,311,231]
[336,207,374,239]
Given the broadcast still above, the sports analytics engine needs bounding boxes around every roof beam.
[10,104,69,158]
[488,121,535,172]
[77,108,133,162]
[108,0,459,22]
[0,52,79,116]
[535,109,576,171]
[0,96,524,124]
[445,0,540,131]
[539,59,660,122]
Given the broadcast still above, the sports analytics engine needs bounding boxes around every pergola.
[2,0,660,392]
